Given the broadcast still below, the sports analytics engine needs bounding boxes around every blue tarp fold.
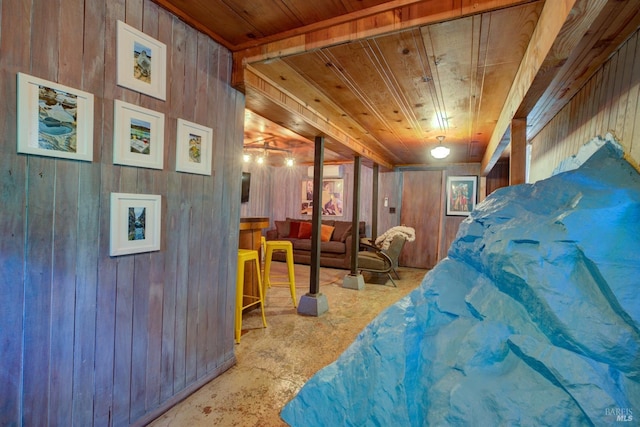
[281,136,639,426]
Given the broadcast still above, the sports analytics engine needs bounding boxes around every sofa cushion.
[321,224,335,242]
[332,221,352,242]
[289,221,301,238]
[321,240,347,254]
[275,220,290,238]
[293,239,346,254]
[298,221,312,239]
[292,239,311,251]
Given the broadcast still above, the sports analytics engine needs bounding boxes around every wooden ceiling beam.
[522,0,640,140]
[245,67,395,169]
[480,0,577,175]
[232,0,535,90]
[481,0,640,175]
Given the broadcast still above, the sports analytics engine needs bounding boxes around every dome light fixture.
[430,135,450,159]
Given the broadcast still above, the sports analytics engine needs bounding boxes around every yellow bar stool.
[235,249,267,344]
[260,236,267,275]
[263,240,297,307]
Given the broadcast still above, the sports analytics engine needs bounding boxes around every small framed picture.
[175,118,213,175]
[113,99,165,169]
[446,175,478,216]
[116,20,167,100]
[110,192,162,256]
[16,72,94,161]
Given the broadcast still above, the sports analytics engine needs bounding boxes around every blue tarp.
[281,136,640,426]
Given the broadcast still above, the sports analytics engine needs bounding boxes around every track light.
[243,139,295,167]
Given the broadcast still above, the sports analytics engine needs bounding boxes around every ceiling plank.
[480,0,577,175]
[250,58,394,160]
[232,0,535,89]
[234,0,445,51]
[523,0,640,140]
[152,0,236,50]
[245,67,395,169]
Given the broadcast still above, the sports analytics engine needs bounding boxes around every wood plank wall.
[399,170,443,269]
[396,164,481,269]
[486,159,510,195]
[0,1,244,426]
[241,162,374,235]
[530,28,640,181]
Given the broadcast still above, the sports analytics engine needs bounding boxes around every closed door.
[400,170,443,269]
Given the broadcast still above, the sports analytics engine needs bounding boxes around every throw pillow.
[331,221,349,242]
[332,221,352,242]
[288,221,301,238]
[298,221,312,239]
[275,220,290,238]
[339,224,352,242]
[320,224,335,242]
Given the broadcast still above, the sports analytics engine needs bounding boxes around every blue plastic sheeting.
[281,137,640,426]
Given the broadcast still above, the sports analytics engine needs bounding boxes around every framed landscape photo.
[17,72,94,161]
[446,175,478,216]
[113,99,165,169]
[175,118,213,175]
[110,192,162,256]
[116,20,167,100]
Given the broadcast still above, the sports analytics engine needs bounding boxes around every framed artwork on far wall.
[175,118,213,175]
[110,192,162,256]
[16,72,94,161]
[301,178,344,216]
[116,20,167,100]
[113,99,165,169]
[446,175,478,216]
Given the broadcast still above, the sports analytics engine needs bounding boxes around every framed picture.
[175,118,213,175]
[16,72,94,161]
[116,20,167,100]
[301,178,344,216]
[446,175,478,216]
[110,192,162,256]
[113,99,165,169]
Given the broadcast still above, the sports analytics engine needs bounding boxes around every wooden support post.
[350,156,362,275]
[297,136,329,315]
[371,164,379,241]
[510,118,527,185]
[344,156,365,290]
[309,136,324,294]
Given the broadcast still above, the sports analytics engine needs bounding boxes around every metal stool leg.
[236,250,267,344]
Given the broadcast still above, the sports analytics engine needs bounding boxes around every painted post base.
[343,273,365,290]
[297,293,329,316]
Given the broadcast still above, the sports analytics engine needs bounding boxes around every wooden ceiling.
[153,0,640,171]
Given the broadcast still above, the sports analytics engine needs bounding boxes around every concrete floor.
[149,263,427,427]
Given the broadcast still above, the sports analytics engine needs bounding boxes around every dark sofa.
[265,218,366,269]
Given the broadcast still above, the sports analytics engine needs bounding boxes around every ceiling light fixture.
[243,139,295,167]
[430,135,450,159]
